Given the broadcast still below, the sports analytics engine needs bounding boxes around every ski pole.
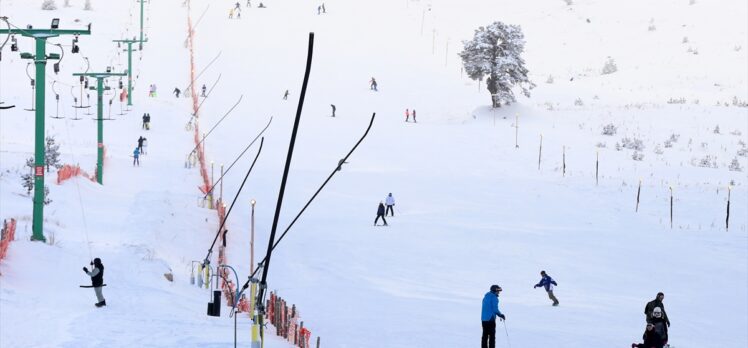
[503,320,512,348]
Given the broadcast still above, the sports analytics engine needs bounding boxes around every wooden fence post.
[537,134,542,170]
[562,146,566,177]
[636,179,642,212]
[726,186,731,231]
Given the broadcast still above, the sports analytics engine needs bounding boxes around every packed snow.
[1,0,746,347]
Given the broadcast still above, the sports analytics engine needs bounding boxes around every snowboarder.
[369,77,378,91]
[405,108,410,122]
[133,147,140,166]
[644,292,670,326]
[283,89,289,100]
[385,193,395,216]
[201,84,207,97]
[137,136,145,154]
[533,270,559,306]
[83,258,106,307]
[412,109,417,123]
[331,104,336,117]
[481,284,505,348]
[374,202,388,226]
[631,323,665,348]
[173,87,181,98]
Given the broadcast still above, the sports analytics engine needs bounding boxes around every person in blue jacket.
[533,270,559,306]
[481,284,505,348]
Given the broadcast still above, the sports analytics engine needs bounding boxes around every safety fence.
[56,164,96,185]
[0,219,17,267]
[267,291,317,348]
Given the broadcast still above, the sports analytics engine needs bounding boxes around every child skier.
[133,147,140,166]
[83,258,106,307]
[533,270,559,306]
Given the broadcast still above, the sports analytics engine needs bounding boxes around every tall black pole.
[257,32,314,311]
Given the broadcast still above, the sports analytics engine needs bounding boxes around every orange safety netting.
[56,164,96,184]
[0,219,17,263]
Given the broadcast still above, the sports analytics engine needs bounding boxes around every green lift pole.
[0,20,91,242]
[112,38,147,106]
[72,70,128,184]
[138,0,146,50]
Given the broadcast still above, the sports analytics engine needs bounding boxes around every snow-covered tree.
[42,0,57,10]
[45,136,63,172]
[459,21,534,107]
[20,157,52,204]
[602,57,617,75]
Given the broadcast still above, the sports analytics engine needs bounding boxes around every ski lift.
[24,63,36,111]
[69,86,82,120]
[52,43,64,74]
[71,35,79,54]
[10,35,18,52]
[50,81,64,119]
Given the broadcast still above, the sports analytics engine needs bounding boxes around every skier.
[631,323,665,348]
[385,193,395,216]
[331,104,336,117]
[317,5,321,14]
[246,0,251,7]
[405,108,410,122]
[201,84,207,97]
[173,87,181,98]
[412,109,417,123]
[149,84,157,97]
[141,137,148,155]
[283,89,289,100]
[322,2,326,13]
[137,136,145,154]
[533,270,559,306]
[83,258,106,307]
[229,8,235,19]
[374,202,388,226]
[369,77,378,91]
[644,292,670,326]
[145,113,151,130]
[133,147,140,166]
[235,2,241,10]
[481,284,505,348]
[142,113,148,129]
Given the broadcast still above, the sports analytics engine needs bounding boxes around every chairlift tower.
[112,38,147,106]
[0,19,91,242]
[72,70,128,185]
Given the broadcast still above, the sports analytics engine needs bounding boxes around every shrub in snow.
[459,21,535,107]
[648,19,656,31]
[682,36,689,44]
[615,142,622,151]
[732,96,748,107]
[667,97,686,104]
[84,0,92,10]
[689,0,696,5]
[695,155,717,168]
[729,158,742,172]
[602,124,617,136]
[601,57,617,75]
[574,98,584,106]
[737,148,748,157]
[544,102,554,111]
[563,0,573,5]
[632,151,644,161]
[64,0,70,7]
[621,137,645,151]
[654,144,664,155]
[735,45,743,52]
[596,142,606,148]
[546,75,554,84]
[731,130,742,136]
[713,125,721,134]
[692,99,700,105]
[42,0,57,10]
[45,136,63,172]
[20,157,52,204]
[664,139,673,148]
[687,47,699,55]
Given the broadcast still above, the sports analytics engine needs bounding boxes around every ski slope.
[1,0,747,347]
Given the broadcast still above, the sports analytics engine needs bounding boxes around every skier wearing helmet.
[481,284,505,348]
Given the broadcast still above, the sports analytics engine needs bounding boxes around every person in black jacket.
[631,322,664,348]
[83,258,106,307]
[331,104,336,117]
[644,292,670,326]
[374,202,388,226]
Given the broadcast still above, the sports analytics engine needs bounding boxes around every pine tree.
[459,21,534,108]
[45,136,62,172]
[21,157,35,195]
[42,0,57,10]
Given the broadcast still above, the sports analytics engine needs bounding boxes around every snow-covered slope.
[1,0,746,347]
